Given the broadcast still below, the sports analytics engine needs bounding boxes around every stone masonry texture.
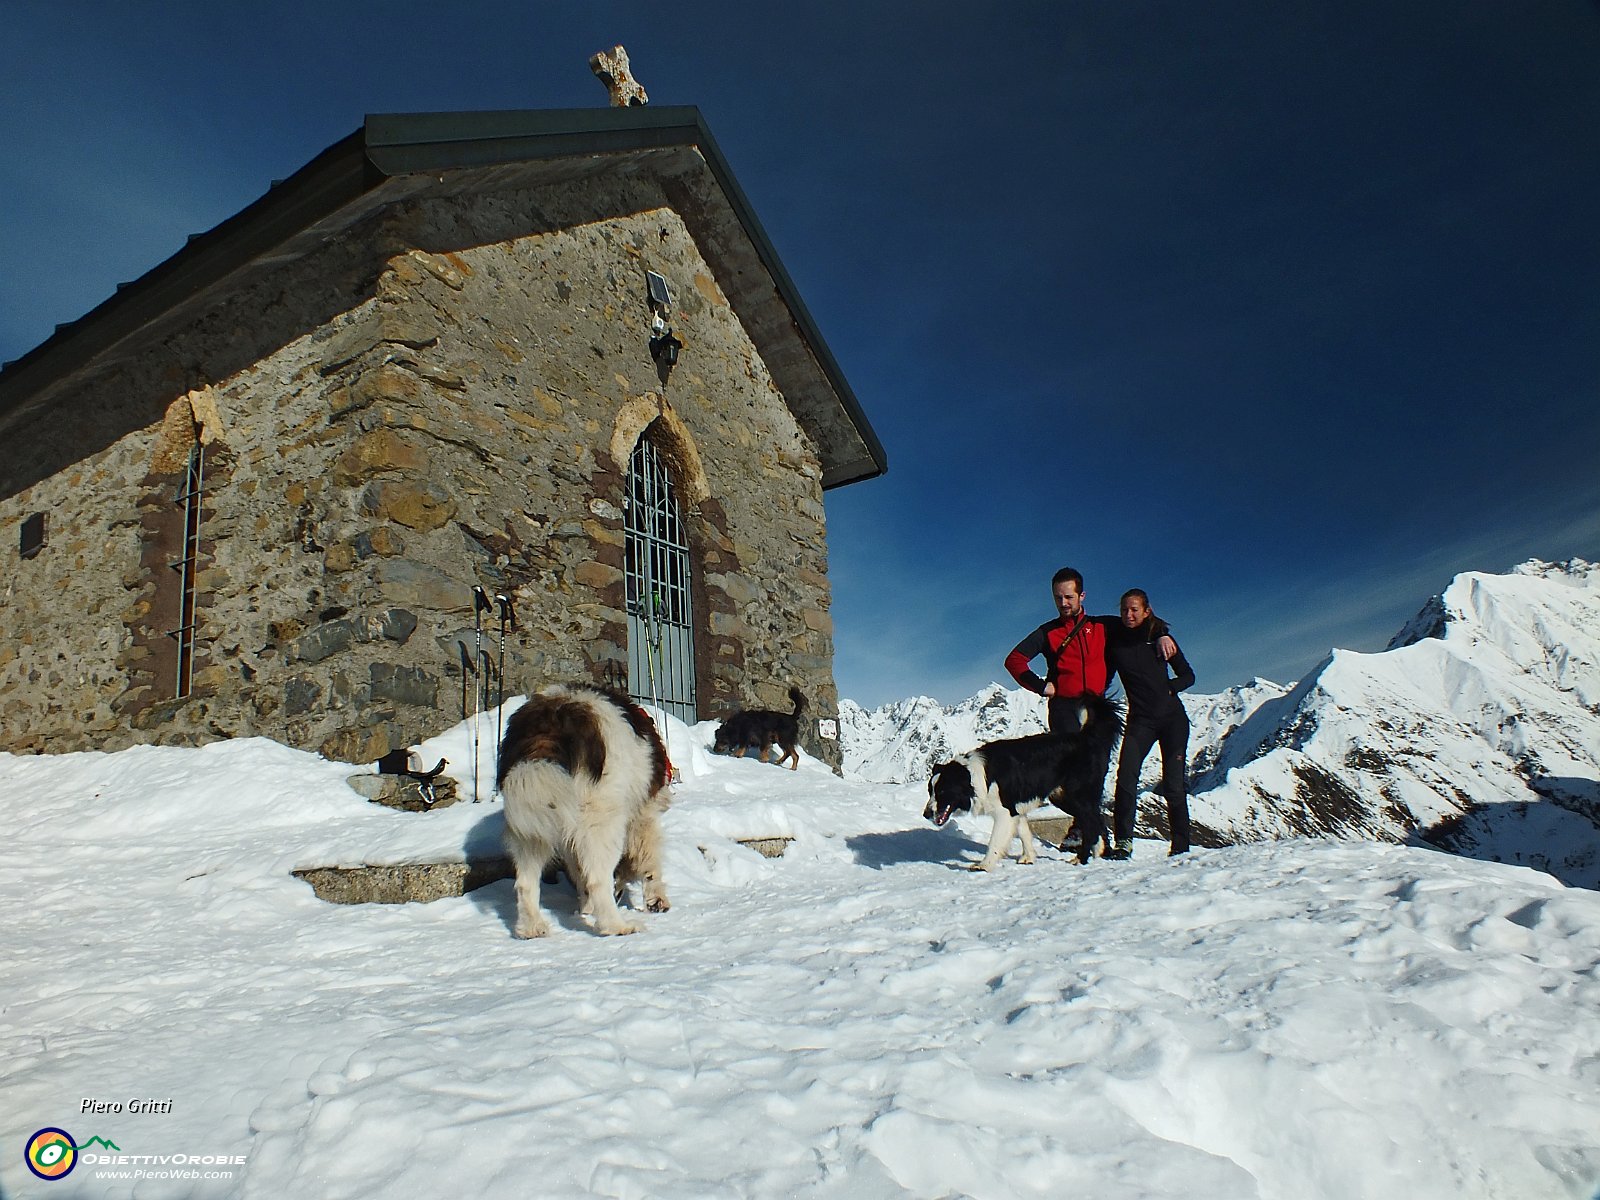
[0,169,844,770]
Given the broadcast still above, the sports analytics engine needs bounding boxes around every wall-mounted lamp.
[645,271,682,379]
[649,330,683,367]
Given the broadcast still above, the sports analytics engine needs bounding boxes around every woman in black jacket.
[1104,589,1196,859]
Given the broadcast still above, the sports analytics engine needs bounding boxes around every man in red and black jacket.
[1004,567,1175,734]
[1005,567,1177,857]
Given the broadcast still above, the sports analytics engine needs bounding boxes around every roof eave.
[0,107,886,487]
[0,130,376,421]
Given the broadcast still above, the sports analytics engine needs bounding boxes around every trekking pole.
[458,640,478,796]
[495,592,516,786]
[472,586,492,802]
[479,645,496,795]
[647,587,665,719]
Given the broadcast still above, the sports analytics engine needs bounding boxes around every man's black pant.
[1112,710,1190,851]
[1048,697,1114,848]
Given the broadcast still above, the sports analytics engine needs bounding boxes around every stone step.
[296,836,797,904]
[294,858,511,904]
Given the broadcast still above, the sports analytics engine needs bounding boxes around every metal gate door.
[624,434,697,722]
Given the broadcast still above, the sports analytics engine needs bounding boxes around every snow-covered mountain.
[840,677,1287,785]
[1183,677,1294,774]
[839,683,1049,783]
[842,560,1600,887]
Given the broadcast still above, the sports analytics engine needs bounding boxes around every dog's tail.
[1066,693,1124,767]
[788,686,806,715]
[1079,692,1124,742]
[501,759,583,841]
[498,694,613,845]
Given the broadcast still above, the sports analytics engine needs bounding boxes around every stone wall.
[0,168,843,769]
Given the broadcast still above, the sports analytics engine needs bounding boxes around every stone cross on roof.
[589,45,649,107]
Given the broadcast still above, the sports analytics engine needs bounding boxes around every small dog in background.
[712,686,806,770]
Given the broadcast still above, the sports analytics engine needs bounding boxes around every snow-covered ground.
[4,709,1599,1199]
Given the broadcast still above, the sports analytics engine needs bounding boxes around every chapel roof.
[0,106,886,489]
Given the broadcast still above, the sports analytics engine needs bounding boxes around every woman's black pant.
[1112,709,1190,851]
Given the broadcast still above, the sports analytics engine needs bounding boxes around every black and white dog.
[924,694,1121,870]
[497,684,672,937]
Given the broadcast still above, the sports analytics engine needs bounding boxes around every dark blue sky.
[4,2,1597,706]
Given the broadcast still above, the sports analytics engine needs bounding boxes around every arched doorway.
[623,432,697,722]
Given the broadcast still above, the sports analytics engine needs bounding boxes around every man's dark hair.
[1051,567,1084,592]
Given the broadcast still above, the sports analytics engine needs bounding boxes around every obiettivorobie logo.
[23,1126,246,1183]
[24,1129,120,1181]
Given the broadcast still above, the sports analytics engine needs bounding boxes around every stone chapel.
[0,100,885,768]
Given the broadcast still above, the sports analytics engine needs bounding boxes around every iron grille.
[624,434,697,723]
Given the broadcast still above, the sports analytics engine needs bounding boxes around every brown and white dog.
[497,684,671,937]
[924,694,1121,871]
[712,687,806,770]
